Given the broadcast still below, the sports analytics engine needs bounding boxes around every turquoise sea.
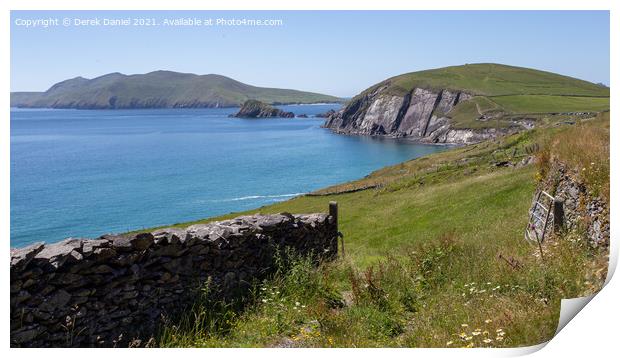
[10,105,447,247]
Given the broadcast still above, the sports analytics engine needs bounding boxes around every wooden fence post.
[329,201,343,256]
[329,201,338,230]
[553,198,565,233]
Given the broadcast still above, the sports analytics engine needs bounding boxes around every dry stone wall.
[529,163,609,246]
[10,212,338,347]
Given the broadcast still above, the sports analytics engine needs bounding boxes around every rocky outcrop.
[435,127,518,145]
[10,212,338,347]
[315,109,336,118]
[324,86,516,144]
[232,100,295,118]
[529,162,609,246]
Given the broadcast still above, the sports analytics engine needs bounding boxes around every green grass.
[490,95,610,114]
[536,111,610,201]
[473,96,502,112]
[447,96,509,129]
[155,116,609,348]
[445,94,609,129]
[378,63,609,97]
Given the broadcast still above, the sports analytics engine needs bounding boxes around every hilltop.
[324,63,609,144]
[10,71,343,109]
[377,63,609,97]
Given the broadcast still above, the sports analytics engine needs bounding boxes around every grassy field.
[447,94,609,129]
[155,114,609,348]
[447,96,508,129]
[490,95,610,114]
[381,63,609,97]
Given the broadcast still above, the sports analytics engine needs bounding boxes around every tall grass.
[158,226,607,347]
[155,113,609,347]
[536,112,609,200]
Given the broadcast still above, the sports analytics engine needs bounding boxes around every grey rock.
[132,233,154,250]
[162,256,194,275]
[39,289,71,312]
[256,214,291,229]
[51,273,86,286]
[112,252,144,266]
[323,84,518,145]
[233,100,295,118]
[73,288,92,297]
[70,295,89,306]
[152,228,186,245]
[92,247,117,262]
[34,238,83,269]
[11,242,45,272]
[532,162,609,246]
[315,109,336,118]
[109,235,134,252]
[184,225,212,245]
[82,238,111,256]
[150,244,187,258]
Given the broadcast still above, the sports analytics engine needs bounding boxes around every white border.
[2,1,616,357]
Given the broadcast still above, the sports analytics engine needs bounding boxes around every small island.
[232,100,295,118]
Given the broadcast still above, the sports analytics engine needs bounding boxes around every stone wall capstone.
[10,212,338,347]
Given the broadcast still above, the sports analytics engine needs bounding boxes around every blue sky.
[11,10,610,97]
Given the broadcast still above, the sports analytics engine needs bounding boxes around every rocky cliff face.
[233,100,295,118]
[324,86,513,144]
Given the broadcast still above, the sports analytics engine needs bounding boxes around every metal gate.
[525,190,555,244]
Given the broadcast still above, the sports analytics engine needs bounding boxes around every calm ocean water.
[10,105,446,247]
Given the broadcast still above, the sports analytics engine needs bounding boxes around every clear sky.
[10,10,610,97]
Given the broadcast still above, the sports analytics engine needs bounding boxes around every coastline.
[321,125,464,147]
[10,105,445,248]
[9,101,344,111]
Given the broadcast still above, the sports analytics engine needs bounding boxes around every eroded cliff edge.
[323,85,516,145]
[322,63,609,145]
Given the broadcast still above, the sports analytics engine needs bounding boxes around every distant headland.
[10,70,344,110]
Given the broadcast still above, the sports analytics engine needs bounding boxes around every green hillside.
[381,63,609,97]
[137,113,609,348]
[490,95,610,113]
[382,64,609,130]
[10,71,343,109]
